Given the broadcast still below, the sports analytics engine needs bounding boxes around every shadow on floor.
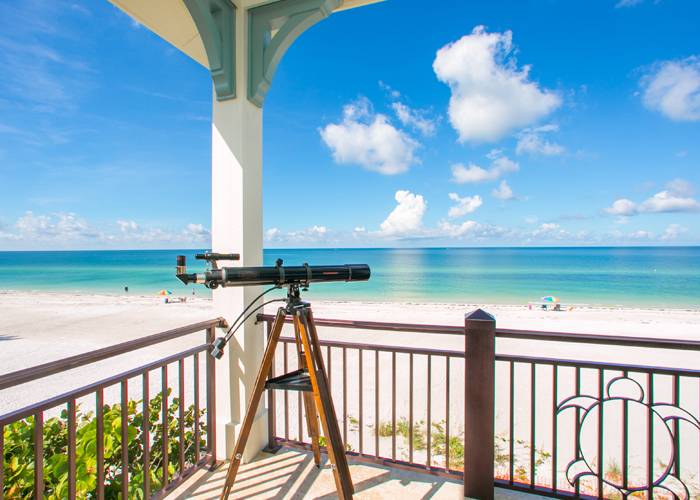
[0,335,17,342]
[172,447,464,499]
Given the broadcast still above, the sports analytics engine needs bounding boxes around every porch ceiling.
[107,0,383,69]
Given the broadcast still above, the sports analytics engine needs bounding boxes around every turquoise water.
[0,247,698,308]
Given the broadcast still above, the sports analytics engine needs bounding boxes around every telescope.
[175,254,370,289]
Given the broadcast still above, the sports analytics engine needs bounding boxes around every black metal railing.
[257,311,700,499]
[0,318,224,499]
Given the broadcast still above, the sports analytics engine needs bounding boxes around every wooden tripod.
[219,287,354,499]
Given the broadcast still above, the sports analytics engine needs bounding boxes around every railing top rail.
[277,336,463,358]
[0,344,209,426]
[257,313,700,351]
[0,317,225,391]
[495,328,700,351]
[496,352,700,377]
[256,313,462,335]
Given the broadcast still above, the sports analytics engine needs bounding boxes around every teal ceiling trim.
[248,0,342,107]
[184,0,236,101]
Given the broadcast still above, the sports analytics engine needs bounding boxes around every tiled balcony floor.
[168,447,545,499]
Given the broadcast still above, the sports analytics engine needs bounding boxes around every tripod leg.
[296,309,354,499]
[292,318,322,467]
[304,308,355,494]
[219,307,287,500]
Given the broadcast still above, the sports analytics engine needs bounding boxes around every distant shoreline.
[2,289,699,314]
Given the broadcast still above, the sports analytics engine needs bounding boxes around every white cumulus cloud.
[605,198,638,216]
[605,183,700,216]
[433,26,561,143]
[320,97,419,175]
[183,223,210,241]
[116,220,139,233]
[447,193,483,218]
[379,190,427,236]
[661,224,688,241]
[516,124,565,156]
[616,0,643,7]
[492,180,515,200]
[390,102,437,136]
[640,190,700,213]
[641,57,700,122]
[451,150,519,183]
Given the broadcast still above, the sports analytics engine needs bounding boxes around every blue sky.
[0,0,698,250]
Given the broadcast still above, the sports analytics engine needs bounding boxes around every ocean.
[0,247,698,308]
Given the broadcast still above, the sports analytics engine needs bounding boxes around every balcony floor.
[169,447,545,499]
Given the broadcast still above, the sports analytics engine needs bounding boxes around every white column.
[210,4,266,462]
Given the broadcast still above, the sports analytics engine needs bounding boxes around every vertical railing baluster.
[426,354,431,468]
[206,325,216,466]
[68,399,77,500]
[375,350,379,457]
[297,390,302,442]
[297,337,302,442]
[265,320,276,451]
[121,379,129,499]
[392,351,397,462]
[162,365,169,487]
[575,367,581,497]
[284,342,289,440]
[552,364,558,493]
[143,371,151,498]
[673,374,680,477]
[34,411,43,500]
[409,353,414,464]
[343,347,348,445]
[509,361,515,485]
[327,345,332,387]
[96,389,105,500]
[0,423,4,499]
[445,356,450,471]
[647,373,654,499]
[193,355,200,464]
[359,348,363,455]
[178,358,185,474]
[530,363,536,489]
[597,369,604,498]
[622,370,628,492]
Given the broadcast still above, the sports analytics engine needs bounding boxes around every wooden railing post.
[464,309,495,499]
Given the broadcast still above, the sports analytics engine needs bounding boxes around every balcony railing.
[0,318,224,499]
[258,312,700,499]
[2,312,699,499]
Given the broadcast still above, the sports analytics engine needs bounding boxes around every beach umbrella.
[158,289,173,296]
[541,296,560,303]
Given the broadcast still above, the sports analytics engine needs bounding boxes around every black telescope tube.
[177,263,370,288]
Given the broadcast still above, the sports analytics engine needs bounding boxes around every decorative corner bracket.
[184,0,236,101]
[248,0,342,107]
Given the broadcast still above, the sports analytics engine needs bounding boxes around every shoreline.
[2,289,699,314]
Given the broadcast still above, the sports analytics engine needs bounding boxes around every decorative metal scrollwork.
[556,376,699,499]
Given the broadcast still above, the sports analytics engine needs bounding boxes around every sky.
[0,0,699,250]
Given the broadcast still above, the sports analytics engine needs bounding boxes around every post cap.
[464,308,495,322]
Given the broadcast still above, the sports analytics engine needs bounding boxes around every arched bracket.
[248,0,342,107]
[184,0,236,101]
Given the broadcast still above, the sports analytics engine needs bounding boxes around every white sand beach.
[2,290,698,413]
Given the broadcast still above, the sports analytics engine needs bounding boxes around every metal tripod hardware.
[218,285,354,499]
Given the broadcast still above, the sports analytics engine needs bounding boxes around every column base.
[221,410,269,463]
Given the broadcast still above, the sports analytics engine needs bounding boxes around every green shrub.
[2,390,206,499]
